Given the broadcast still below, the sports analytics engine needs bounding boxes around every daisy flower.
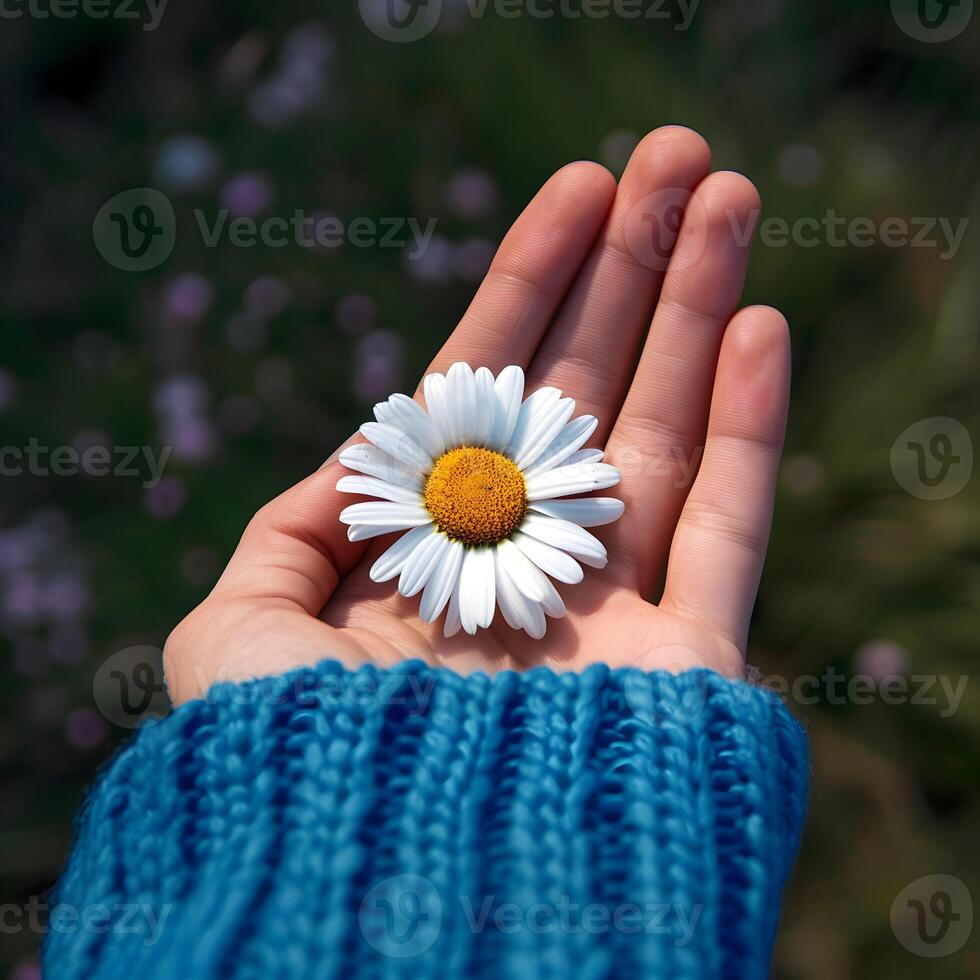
[337,362,623,638]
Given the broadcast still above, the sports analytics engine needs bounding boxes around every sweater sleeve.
[43,659,809,980]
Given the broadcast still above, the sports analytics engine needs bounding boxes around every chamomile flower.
[337,363,623,638]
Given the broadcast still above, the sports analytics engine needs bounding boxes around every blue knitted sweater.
[44,660,809,979]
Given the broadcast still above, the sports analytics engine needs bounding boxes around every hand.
[164,126,790,704]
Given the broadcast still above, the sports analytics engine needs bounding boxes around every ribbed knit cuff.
[45,660,809,980]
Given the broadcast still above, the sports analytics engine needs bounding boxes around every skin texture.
[164,126,792,705]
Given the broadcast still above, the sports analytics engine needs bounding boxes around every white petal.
[347,524,405,542]
[472,367,495,447]
[496,538,548,601]
[446,362,479,446]
[443,578,462,637]
[498,538,565,623]
[387,393,429,420]
[512,397,575,471]
[525,462,621,501]
[520,514,608,569]
[566,448,604,466]
[399,531,450,598]
[338,445,424,490]
[423,373,453,445]
[420,540,464,622]
[336,476,423,505]
[488,365,524,451]
[339,501,431,527]
[386,413,445,461]
[459,547,495,634]
[370,525,435,582]
[360,422,433,472]
[512,531,584,584]
[538,576,565,619]
[529,497,625,527]
[523,416,598,477]
[494,550,545,639]
[373,401,398,423]
[505,387,558,457]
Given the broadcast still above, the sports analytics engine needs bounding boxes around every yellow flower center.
[423,446,527,546]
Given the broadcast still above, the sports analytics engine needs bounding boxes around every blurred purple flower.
[42,573,89,620]
[247,25,334,128]
[144,477,188,520]
[71,430,110,456]
[854,640,909,683]
[154,374,210,419]
[0,366,15,412]
[335,293,376,335]
[164,273,215,322]
[220,172,274,217]
[354,329,404,400]
[154,135,220,193]
[445,167,498,219]
[451,237,495,281]
[164,415,220,463]
[66,708,108,751]
[9,960,41,980]
[245,276,291,317]
[0,530,32,571]
[4,573,42,625]
[405,234,453,283]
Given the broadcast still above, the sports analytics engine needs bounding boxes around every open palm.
[165,127,790,704]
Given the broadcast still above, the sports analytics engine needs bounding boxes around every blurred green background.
[1,2,978,977]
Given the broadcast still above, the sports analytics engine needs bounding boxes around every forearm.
[44,659,808,979]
